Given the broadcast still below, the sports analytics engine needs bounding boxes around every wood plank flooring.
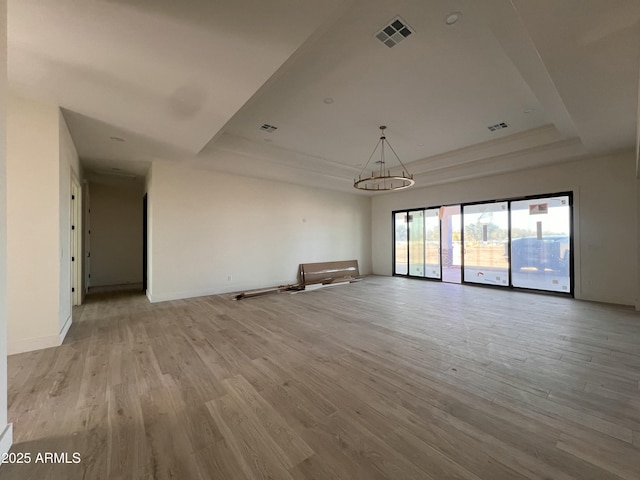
[2,276,640,479]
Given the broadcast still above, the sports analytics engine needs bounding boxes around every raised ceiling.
[8,0,640,192]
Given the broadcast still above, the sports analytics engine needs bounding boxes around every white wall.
[372,150,637,306]
[147,161,372,302]
[7,94,60,352]
[6,93,78,354]
[0,0,12,457]
[88,179,143,287]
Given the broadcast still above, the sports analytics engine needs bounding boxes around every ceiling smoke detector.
[445,12,462,26]
[259,123,278,133]
[487,122,509,132]
[375,17,413,48]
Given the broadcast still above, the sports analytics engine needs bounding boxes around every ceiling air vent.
[259,123,278,133]
[375,17,413,48]
[487,122,508,132]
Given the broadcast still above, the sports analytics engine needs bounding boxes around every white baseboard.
[8,315,72,355]
[0,423,13,458]
[147,289,218,303]
[147,287,245,303]
[148,288,225,303]
[59,315,72,343]
[8,333,60,355]
[88,283,143,293]
[147,281,294,303]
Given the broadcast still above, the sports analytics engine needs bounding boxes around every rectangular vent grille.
[375,17,413,48]
[259,123,278,133]
[488,122,508,132]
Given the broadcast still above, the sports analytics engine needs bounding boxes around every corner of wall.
[0,423,12,459]
[145,164,154,299]
[7,91,76,354]
[0,0,14,456]
[58,107,80,327]
[59,314,72,343]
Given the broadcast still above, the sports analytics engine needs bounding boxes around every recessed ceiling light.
[109,136,125,142]
[445,12,462,26]
[323,97,334,104]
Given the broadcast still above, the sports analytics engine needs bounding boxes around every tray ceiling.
[8,0,640,192]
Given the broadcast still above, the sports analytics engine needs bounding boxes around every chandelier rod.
[384,137,412,177]
[357,136,384,179]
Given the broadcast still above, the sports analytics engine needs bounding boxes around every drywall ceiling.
[8,0,640,192]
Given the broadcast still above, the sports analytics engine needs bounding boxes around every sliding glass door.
[393,204,462,283]
[463,202,509,286]
[424,209,441,279]
[394,208,441,279]
[440,205,461,283]
[409,210,425,276]
[510,195,571,292]
[394,212,408,275]
[392,192,572,295]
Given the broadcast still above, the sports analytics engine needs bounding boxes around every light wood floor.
[3,276,640,479]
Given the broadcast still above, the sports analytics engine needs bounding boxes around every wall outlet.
[227,275,232,281]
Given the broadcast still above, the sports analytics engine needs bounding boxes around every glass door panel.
[409,210,425,276]
[510,195,571,292]
[425,208,441,279]
[440,205,461,283]
[394,212,408,275]
[463,202,509,286]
